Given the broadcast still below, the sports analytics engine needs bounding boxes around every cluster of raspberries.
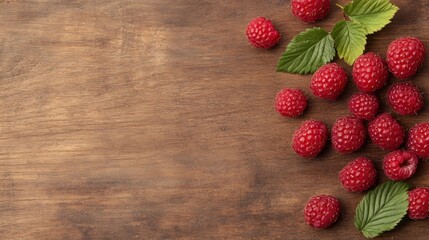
[246,0,429,230]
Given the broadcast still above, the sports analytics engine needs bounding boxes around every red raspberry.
[408,187,429,220]
[304,194,340,229]
[331,116,366,154]
[383,150,418,181]
[246,17,281,49]
[407,122,429,159]
[352,52,389,92]
[275,88,307,117]
[339,157,377,192]
[368,113,405,151]
[292,120,328,158]
[310,63,348,101]
[348,92,379,121]
[387,37,425,79]
[291,0,331,23]
[387,82,423,115]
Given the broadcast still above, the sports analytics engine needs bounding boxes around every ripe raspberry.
[291,0,331,23]
[246,17,281,49]
[310,63,348,101]
[352,52,389,92]
[407,122,429,159]
[348,92,379,121]
[383,150,418,181]
[331,116,366,154]
[339,157,377,192]
[387,82,423,115]
[386,37,425,79]
[275,88,307,117]
[304,195,340,229]
[408,187,429,220]
[292,120,328,158]
[368,113,405,151]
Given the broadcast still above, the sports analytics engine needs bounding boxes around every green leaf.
[344,0,399,34]
[276,27,335,74]
[331,20,367,65]
[355,181,410,239]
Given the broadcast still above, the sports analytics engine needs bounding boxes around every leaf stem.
[343,12,351,21]
[336,3,344,9]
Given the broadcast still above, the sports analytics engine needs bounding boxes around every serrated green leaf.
[331,20,367,65]
[355,181,410,239]
[276,27,335,74]
[344,0,399,34]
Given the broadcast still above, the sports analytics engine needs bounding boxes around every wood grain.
[0,0,428,239]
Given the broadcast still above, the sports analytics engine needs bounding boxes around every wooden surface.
[0,0,428,239]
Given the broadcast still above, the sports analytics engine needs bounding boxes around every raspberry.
[246,17,281,49]
[408,187,429,220]
[275,88,307,117]
[331,116,366,154]
[292,120,328,158]
[407,122,429,159]
[352,52,389,92]
[304,194,340,229]
[339,157,377,192]
[310,63,348,101]
[387,82,423,115]
[348,92,379,121]
[386,37,425,79]
[383,150,418,181]
[368,113,405,151]
[291,0,331,23]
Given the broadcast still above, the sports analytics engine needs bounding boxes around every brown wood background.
[0,0,428,239]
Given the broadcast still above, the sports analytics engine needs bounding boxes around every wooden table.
[1,0,428,239]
